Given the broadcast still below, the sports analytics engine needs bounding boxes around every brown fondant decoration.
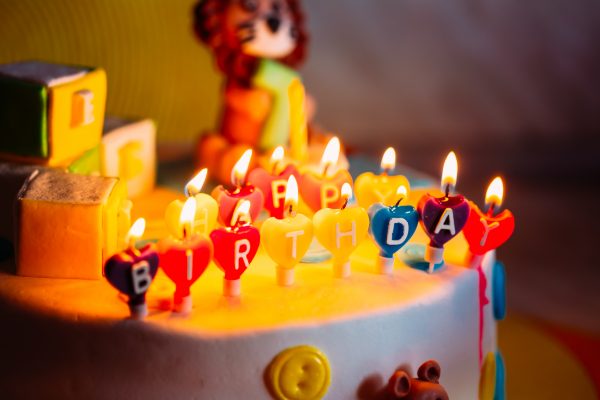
[386,360,449,400]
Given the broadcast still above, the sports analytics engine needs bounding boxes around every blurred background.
[1,0,599,397]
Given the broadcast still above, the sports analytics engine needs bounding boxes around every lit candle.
[368,185,419,275]
[210,199,260,297]
[165,168,218,238]
[247,146,300,219]
[212,149,264,225]
[463,177,515,267]
[417,152,471,273]
[261,175,314,286]
[104,218,159,319]
[355,147,411,208]
[288,78,308,162]
[158,197,213,314]
[299,137,353,213]
[313,183,369,278]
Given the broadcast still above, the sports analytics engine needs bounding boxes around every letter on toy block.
[17,170,129,279]
[101,117,156,198]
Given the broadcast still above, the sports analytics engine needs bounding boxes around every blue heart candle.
[368,186,418,275]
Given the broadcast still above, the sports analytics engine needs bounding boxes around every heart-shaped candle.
[261,175,314,286]
[368,185,419,275]
[355,148,411,208]
[212,149,264,225]
[104,218,159,319]
[165,168,218,237]
[299,137,353,212]
[417,152,471,273]
[210,200,261,297]
[313,184,369,278]
[159,197,214,313]
[248,146,300,219]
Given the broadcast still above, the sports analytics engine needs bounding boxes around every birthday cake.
[0,1,515,399]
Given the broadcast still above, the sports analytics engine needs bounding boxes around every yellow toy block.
[101,117,156,198]
[16,170,130,279]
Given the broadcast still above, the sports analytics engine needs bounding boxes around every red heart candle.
[158,197,214,313]
[417,152,471,273]
[212,149,264,225]
[299,137,353,212]
[210,200,260,297]
[104,218,159,319]
[247,146,300,219]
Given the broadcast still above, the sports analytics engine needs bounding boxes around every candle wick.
[445,184,450,197]
[486,203,496,217]
[395,197,404,207]
[272,161,280,176]
[322,163,330,178]
[341,197,349,210]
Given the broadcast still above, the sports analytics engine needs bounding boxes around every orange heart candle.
[248,146,300,219]
[159,197,214,314]
[212,149,264,225]
[299,137,353,212]
[355,147,411,208]
[313,183,369,278]
[261,175,314,286]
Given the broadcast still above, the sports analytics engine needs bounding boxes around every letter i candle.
[368,186,418,275]
[104,218,159,319]
[248,146,300,219]
[158,197,213,314]
[313,183,369,278]
[210,200,260,297]
[417,152,471,273]
[261,175,314,286]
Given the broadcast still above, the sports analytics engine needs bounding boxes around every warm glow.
[341,182,353,200]
[271,146,284,166]
[185,168,207,196]
[284,174,299,213]
[485,177,504,208]
[231,149,253,186]
[180,197,197,232]
[441,151,458,191]
[396,185,408,198]
[320,137,340,176]
[126,218,146,247]
[380,147,396,171]
[231,199,252,227]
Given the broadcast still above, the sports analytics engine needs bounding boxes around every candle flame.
[271,146,284,165]
[380,147,396,171]
[185,168,207,196]
[126,218,146,246]
[231,149,253,186]
[396,185,408,198]
[320,137,340,176]
[284,174,299,214]
[180,197,197,229]
[485,177,504,208]
[341,182,353,200]
[231,199,252,227]
[441,151,458,192]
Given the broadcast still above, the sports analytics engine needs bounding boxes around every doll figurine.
[194,0,319,183]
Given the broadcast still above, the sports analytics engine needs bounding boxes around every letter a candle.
[158,197,214,314]
[313,183,369,278]
[418,152,471,273]
[104,218,159,319]
[210,200,260,297]
[261,175,314,286]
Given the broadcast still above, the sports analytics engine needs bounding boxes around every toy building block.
[100,117,156,198]
[0,61,106,166]
[16,169,130,280]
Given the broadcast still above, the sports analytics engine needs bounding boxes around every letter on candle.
[131,261,152,294]
[479,218,500,247]
[336,221,357,248]
[194,208,209,235]
[321,184,340,209]
[271,179,287,209]
[434,208,456,235]
[285,230,305,258]
[386,218,410,245]
[234,239,251,271]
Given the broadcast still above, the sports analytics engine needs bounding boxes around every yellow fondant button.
[479,352,497,400]
[267,345,331,400]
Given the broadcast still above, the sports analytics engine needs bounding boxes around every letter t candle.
[417,152,471,273]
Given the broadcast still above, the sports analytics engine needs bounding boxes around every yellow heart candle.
[313,183,369,278]
[261,175,314,286]
[165,168,218,238]
[354,147,411,208]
